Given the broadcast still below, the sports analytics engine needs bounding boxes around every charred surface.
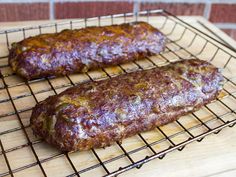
[30,59,224,152]
[9,22,166,80]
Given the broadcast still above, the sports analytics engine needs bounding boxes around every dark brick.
[0,3,49,22]
[221,29,236,41]
[210,4,236,23]
[55,2,133,19]
[140,3,205,16]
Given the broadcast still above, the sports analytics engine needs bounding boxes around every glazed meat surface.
[30,59,224,152]
[9,21,166,80]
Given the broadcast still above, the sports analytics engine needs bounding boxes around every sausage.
[30,59,224,152]
[9,21,166,80]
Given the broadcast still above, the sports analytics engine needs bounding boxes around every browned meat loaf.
[30,59,224,152]
[9,21,166,80]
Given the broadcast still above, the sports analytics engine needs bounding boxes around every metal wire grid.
[0,9,235,177]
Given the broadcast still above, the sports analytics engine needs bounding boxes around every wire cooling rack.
[0,9,236,177]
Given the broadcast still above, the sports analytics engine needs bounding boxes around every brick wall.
[0,0,236,40]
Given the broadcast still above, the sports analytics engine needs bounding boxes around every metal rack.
[0,9,236,177]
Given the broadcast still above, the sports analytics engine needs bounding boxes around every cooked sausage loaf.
[9,21,166,80]
[30,59,224,152]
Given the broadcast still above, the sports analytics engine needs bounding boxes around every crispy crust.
[30,59,224,152]
[9,21,166,80]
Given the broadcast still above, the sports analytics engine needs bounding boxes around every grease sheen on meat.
[30,59,224,152]
[9,21,166,80]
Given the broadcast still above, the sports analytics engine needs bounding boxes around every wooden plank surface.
[0,16,236,177]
